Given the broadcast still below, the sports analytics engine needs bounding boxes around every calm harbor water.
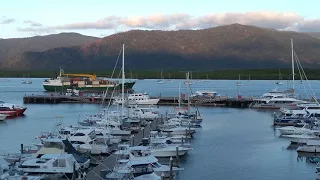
[0,78,319,179]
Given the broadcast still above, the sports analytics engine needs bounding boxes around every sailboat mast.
[178,82,181,109]
[122,44,125,112]
[291,39,295,90]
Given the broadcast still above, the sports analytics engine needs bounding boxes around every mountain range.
[0,33,98,61]
[1,24,320,71]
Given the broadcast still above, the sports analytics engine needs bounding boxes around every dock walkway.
[23,95,254,108]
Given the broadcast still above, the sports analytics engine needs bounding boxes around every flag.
[237,95,242,99]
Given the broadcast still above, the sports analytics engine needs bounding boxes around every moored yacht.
[18,154,81,177]
[114,93,159,105]
[277,123,318,135]
[297,140,320,152]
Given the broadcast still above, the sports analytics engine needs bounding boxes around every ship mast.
[122,44,125,114]
[291,39,295,90]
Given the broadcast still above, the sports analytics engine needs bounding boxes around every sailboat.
[184,72,192,85]
[250,39,310,109]
[236,74,243,86]
[166,73,173,82]
[275,69,283,85]
[156,70,164,84]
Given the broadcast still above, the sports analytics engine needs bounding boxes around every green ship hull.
[43,82,135,92]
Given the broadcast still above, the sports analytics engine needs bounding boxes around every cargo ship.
[43,68,135,92]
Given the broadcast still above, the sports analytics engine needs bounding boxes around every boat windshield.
[294,124,305,128]
[151,162,162,168]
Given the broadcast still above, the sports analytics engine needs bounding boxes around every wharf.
[23,95,254,108]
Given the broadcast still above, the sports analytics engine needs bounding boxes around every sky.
[0,0,320,38]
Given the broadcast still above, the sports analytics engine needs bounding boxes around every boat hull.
[43,82,135,92]
[0,111,20,117]
[0,114,6,120]
[297,145,320,153]
[151,149,188,157]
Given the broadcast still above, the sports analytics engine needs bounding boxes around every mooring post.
[176,146,179,167]
[169,156,173,180]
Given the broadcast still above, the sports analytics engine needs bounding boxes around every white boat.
[297,140,320,152]
[21,80,32,84]
[190,90,219,98]
[0,157,44,180]
[114,93,159,105]
[250,96,305,109]
[277,123,317,135]
[156,70,165,84]
[35,138,91,169]
[18,154,80,176]
[116,145,183,178]
[127,105,159,120]
[250,40,313,109]
[282,134,320,144]
[68,128,109,155]
[0,114,7,121]
[184,72,192,85]
[159,120,196,136]
[149,143,192,157]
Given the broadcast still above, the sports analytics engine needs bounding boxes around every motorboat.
[68,128,109,155]
[0,156,44,180]
[35,138,90,169]
[21,80,32,84]
[159,121,197,136]
[17,154,81,177]
[114,93,160,105]
[128,105,159,120]
[0,101,27,117]
[297,140,320,153]
[190,90,219,98]
[115,145,183,178]
[250,96,305,109]
[144,140,192,158]
[282,134,320,144]
[277,123,318,135]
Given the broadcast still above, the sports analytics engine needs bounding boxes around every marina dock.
[23,95,254,108]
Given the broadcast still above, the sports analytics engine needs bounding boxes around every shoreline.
[0,68,319,80]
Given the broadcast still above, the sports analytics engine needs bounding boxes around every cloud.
[17,27,55,34]
[23,20,43,27]
[0,18,15,24]
[16,12,320,33]
[297,19,320,32]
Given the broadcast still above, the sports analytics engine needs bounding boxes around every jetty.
[23,95,254,108]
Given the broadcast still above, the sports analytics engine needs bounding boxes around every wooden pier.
[23,95,254,108]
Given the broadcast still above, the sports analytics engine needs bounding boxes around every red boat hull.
[0,111,18,117]
[14,108,27,116]
[0,108,27,117]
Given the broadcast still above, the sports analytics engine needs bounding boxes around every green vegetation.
[2,68,320,80]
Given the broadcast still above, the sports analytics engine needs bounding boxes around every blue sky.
[1,0,319,38]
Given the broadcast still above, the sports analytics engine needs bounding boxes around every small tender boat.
[21,80,32,84]
[309,156,320,163]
